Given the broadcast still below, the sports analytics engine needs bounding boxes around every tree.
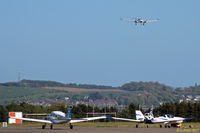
[0,105,8,122]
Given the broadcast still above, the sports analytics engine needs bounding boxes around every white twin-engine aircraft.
[121,18,159,25]
[108,110,191,128]
[9,108,106,130]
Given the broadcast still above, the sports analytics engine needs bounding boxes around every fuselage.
[47,111,71,124]
[147,114,184,124]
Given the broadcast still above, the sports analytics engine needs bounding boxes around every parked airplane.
[9,108,106,130]
[108,110,191,128]
[120,18,159,25]
[143,111,192,128]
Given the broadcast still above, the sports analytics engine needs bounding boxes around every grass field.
[1,122,199,129]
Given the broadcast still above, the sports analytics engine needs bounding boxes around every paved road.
[0,127,184,133]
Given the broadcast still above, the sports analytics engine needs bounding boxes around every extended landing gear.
[42,124,53,130]
[42,123,46,129]
[70,123,73,129]
[164,124,170,128]
[160,125,162,128]
[146,125,149,128]
[136,124,138,128]
[50,124,53,130]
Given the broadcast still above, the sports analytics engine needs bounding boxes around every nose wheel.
[42,123,46,129]
[70,123,73,129]
[165,124,170,128]
[42,125,46,129]
[50,124,53,130]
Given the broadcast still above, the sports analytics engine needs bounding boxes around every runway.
[0,127,183,133]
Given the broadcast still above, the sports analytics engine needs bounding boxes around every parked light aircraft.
[9,108,106,130]
[120,18,159,25]
[107,110,191,128]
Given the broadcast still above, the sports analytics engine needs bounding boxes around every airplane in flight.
[107,110,191,128]
[9,107,106,130]
[120,18,159,25]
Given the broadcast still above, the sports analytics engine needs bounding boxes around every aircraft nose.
[184,118,192,120]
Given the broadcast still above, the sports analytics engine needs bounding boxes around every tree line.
[0,80,115,89]
[153,102,200,121]
[0,101,199,122]
[0,102,136,122]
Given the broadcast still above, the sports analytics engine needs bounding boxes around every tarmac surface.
[0,127,188,133]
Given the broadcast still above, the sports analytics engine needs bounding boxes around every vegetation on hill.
[0,86,71,105]
[1,80,200,106]
[0,79,115,89]
[120,81,173,92]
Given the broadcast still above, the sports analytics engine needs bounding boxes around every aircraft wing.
[70,119,88,123]
[9,117,53,123]
[120,18,135,22]
[107,116,141,122]
[146,19,159,23]
[70,116,106,123]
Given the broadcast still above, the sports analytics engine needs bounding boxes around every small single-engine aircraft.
[9,108,106,130]
[120,18,159,25]
[107,110,191,128]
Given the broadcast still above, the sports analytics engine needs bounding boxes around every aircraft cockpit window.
[167,114,174,118]
[144,113,149,116]
[51,113,57,117]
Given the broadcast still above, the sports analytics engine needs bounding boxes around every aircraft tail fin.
[136,110,144,121]
[150,110,154,118]
[67,107,72,119]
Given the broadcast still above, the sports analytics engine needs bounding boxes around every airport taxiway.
[0,127,184,133]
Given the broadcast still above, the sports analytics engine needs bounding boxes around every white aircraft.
[9,108,106,130]
[120,18,159,25]
[108,110,191,128]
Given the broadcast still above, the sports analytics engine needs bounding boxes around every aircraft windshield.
[50,113,57,117]
[163,114,174,118]
[50,111,66,119]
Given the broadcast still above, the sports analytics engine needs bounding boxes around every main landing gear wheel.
[42,124,46,129]
[70,124,73,129]
[165,124,170,128]
[50,124,53,130]
[146,125,149,128]
[160,125,162,128]
[136,125,138,128]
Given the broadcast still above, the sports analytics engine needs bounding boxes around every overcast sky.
[0,0,200,87]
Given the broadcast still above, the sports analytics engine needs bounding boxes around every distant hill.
[120,81,173,91]
[1,79,200,106]
[0,79,115,89]
[0,80,65,87]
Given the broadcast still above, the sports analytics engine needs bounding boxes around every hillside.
[0,79,115,89]
[1,80,200,106]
